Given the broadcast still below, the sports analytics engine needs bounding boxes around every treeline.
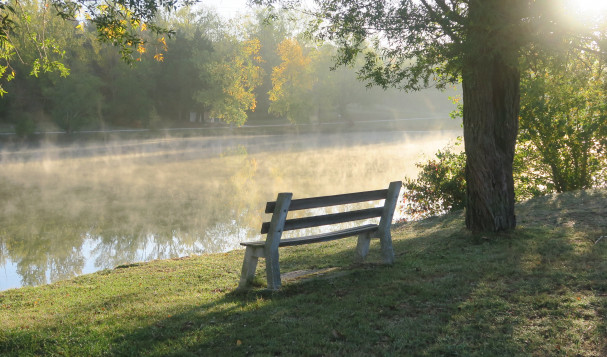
[0,2,455,135]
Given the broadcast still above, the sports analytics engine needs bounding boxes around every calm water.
[0,129,460,291]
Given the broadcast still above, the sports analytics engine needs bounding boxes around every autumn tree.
[269,37,370,124]
[268,38,315,123]
[245,9,290,121]
[195,36,263,126]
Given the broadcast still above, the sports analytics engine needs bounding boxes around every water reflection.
[0,130,459,291]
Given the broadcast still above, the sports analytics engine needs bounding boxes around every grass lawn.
[1,189,606,356]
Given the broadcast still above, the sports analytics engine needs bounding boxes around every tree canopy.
[257,0,607,232]
[0,0,194,95]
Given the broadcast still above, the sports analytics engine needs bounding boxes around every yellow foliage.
[202,36,263,126]
[243,38,261,57]
[269,38,313,103]
[158,37,168,51]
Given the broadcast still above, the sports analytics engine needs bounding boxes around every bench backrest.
[261,181,402,235]
[256,181,401,289]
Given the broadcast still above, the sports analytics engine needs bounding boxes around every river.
[0,129,460,291]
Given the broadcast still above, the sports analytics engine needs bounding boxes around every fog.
[0,129,460,291]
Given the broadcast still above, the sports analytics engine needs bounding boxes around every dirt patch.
[281,267,341,282]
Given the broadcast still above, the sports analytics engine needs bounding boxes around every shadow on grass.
[96,208,604,355]
[515,188,607,355]
[3,199,605,356]
[82,217,540,355]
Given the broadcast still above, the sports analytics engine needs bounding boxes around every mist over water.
[0,129,460,291]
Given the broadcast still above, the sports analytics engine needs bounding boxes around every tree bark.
[462,0,521,232]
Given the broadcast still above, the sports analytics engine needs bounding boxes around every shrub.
[401,138,597,222]
[401,140,466,220]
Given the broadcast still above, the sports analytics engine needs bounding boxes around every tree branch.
[418,0,461,44]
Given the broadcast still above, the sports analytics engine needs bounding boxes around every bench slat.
[264,189,388,213]
[242,224,378,248]
[261,207,383,234]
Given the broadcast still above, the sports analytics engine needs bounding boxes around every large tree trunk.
[462,0,521,232]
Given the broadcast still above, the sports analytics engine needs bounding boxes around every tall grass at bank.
[1,189,606,356]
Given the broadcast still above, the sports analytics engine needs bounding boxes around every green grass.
[1,188,606,356]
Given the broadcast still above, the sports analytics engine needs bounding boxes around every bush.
[401,138,593,222]
[401,140,466,221]
[512,142,554,201]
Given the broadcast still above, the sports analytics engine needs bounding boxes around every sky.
[205,0,317,20]
[206,0,252,19]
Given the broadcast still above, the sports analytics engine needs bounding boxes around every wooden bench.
[238,181,402,290]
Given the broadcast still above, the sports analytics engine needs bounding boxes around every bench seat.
[240,224,379,248]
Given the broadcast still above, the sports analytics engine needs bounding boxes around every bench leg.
[356,232,371,262]
[238,246,263,289]
[379,231,395,265]
[265,246,282,290]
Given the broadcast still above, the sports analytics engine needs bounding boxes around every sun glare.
[562,0,607,25]
[572,0,607,12]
